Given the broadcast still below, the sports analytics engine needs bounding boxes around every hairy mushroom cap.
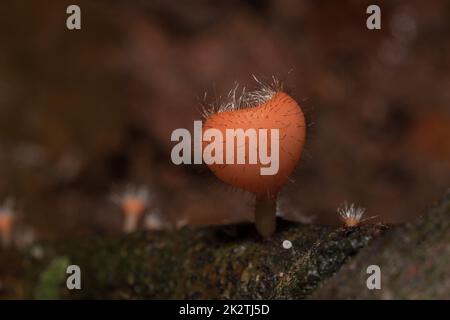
[203,91,306,199]
[112,185,150,216]
[0,214,13,231]
[122,197,147,216]
[0,199,14,232]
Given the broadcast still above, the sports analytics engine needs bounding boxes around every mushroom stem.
[254,196,277,238]
[123,214,140,234]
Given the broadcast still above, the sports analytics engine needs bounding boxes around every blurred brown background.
[0,0,449,241]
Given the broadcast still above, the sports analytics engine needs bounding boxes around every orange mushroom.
[0,199,15,247]
[202,80,306,237]
[112,185,150,233]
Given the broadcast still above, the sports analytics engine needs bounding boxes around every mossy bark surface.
[8,220,386,299]
[312,193,450,299]
[2,192,449,299]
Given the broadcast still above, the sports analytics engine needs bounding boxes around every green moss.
[24,219,389,299]
[34,256,70,300]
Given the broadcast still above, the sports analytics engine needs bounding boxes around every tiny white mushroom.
[143,209,165,230]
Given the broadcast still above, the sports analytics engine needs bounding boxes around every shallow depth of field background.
[0,0,449,242]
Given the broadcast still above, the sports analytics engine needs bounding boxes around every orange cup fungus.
[0,201,14,247]
[202,80,306,237]
[112,186,150,234]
